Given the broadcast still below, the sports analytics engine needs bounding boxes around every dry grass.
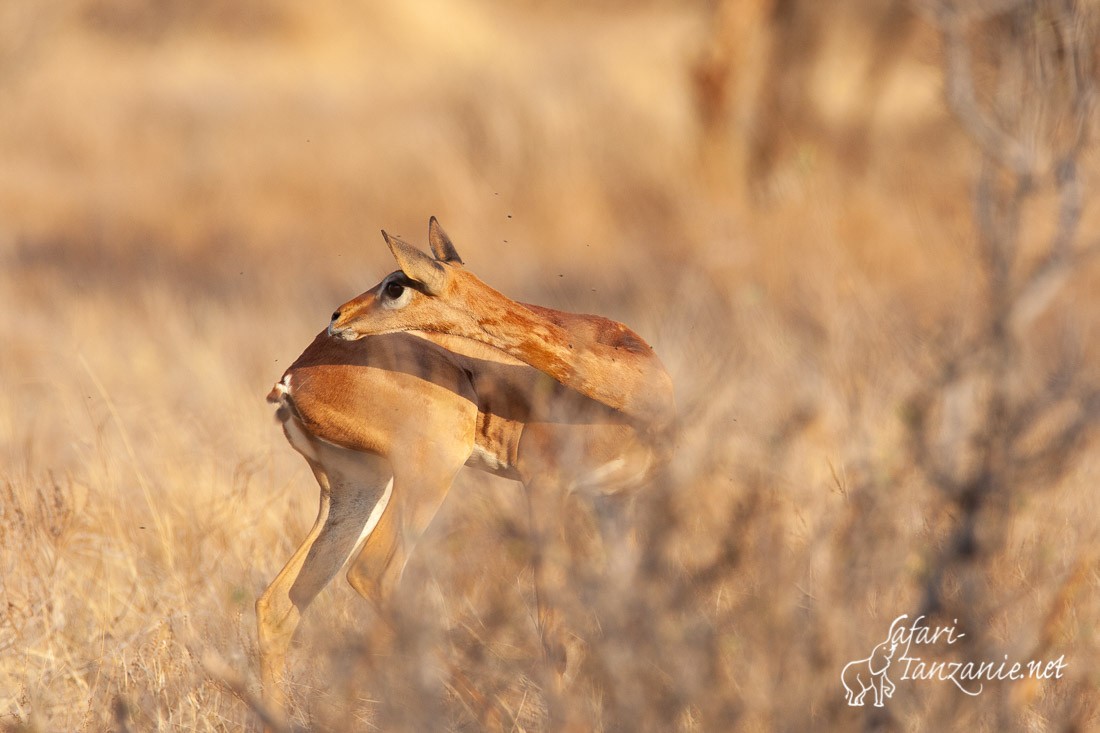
[2,0,1099,730]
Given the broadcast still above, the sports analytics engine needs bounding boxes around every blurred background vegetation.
[1,0,1098,730]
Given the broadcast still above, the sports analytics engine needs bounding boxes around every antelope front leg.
[256,459,390,727]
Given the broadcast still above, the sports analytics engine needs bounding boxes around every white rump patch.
[282,414,319,461]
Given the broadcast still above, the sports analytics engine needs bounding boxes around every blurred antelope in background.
[259,218,675,725]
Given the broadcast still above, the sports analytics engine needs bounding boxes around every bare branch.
[938,6,1037,176]
[1009,239,1100,333]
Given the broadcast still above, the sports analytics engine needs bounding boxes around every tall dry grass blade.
[77,352,176,572]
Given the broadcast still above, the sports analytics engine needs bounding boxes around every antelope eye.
[384,281,405,299]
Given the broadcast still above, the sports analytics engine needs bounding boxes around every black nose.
[331,310,341,322]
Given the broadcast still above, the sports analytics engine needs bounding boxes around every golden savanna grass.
[2,0,1099,730]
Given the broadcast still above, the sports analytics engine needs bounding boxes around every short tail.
[267,374,295,423]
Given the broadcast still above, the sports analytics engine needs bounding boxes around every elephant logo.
[841,637,898,707]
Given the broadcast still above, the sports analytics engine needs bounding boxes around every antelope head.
[328,217,497,341]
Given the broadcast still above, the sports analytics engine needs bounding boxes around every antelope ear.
[427,216,464,264]
[382,230,446,295]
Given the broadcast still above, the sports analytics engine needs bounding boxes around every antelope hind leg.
[256,451,392,723]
